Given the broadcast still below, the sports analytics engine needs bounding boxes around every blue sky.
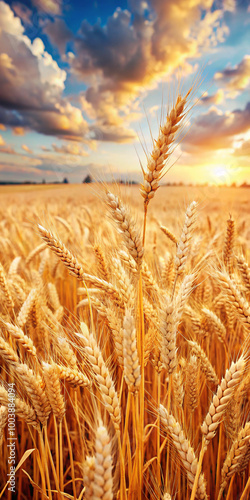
[0,0,249,185]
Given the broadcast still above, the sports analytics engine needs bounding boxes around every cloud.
[0,2,89,141]
[31,0,62,15]
[182,101,250,152]
[0,124,6,130]
[72,1,231,142]
[0,134,5,146]
[43,18,72,53]
[233,138,250,157]
[22,144,33,154]
[214,55,250,96]
[52,142,89,156]
[13,127,25,135]
[200,89,224,105]
[0,145,16,154]
[12,3,33,25]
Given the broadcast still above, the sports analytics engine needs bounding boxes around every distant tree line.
[1,177,250,188]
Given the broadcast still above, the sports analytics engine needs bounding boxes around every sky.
[0,0,249,185]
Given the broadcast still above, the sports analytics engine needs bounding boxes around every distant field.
[1,183,249,220]
[0,183,71,194]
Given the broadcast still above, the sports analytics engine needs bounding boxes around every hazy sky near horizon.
[0,0,249,185]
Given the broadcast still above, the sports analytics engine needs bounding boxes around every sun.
[208,165,231,185]
[212,165,228,178]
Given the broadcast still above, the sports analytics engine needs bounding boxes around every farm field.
[0,182,249,500]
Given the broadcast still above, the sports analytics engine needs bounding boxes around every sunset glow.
[0,1,249,185]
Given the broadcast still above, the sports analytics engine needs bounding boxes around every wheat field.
[0,92,250,500]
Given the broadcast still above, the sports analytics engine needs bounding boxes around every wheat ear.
[175,273,195,323]
[0,337,19,367]
[123,310,141,393]
[84,456,95,500]
[159,405,208,500]
[236,255,250,293]
[201,356,245,446]
[106,191,144,264]
[0,262,14,309]
[8,256,22,277]
[160,298,177,374]
[56,336,77,369]
[223,215,234,273]
[92,422,113,499]
[17,288,38,329]
[188,341,218,386]
[3,322,36,357]
[94,243,110,282]
[215,271,250,327]
[79,325,121,432]
[140,88,191,204]
[42,362,65,422]
[173,368,184,409]
[38,228,123,305]
[47,282,61,311]
[56,365,91,388]
[38,224,85,279]
[0,406,8,444]
[219,422,250,498]
[0,386,40,429]
[175,201,197,281]
[160,226,178,245]
[186,354,198,412]
[15,363,51,426]
[201,308,226,344]
[26,243,47,265]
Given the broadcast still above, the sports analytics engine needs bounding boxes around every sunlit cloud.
[214,55,250,97]
[72,0,231,143]
[31,0,62,15]
[13,127,26,136]
[0,145,16,154]
[52,143,89,156]
[22,144,33,154]
[0,1,89,141]
[200,89,224,105]
[182,102,250,152]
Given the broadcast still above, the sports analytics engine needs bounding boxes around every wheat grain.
[42,362,65,421]
[123,310,141,393]
[140,89,191,204]
[219,422,250,495]
[79,325,121,432]
[106,191,144,264]
[159,404,208,499]
[0,262,14,309]
[201,356,245,446]
[175,201,197,280]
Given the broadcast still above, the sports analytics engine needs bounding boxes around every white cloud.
[0,1,88,141]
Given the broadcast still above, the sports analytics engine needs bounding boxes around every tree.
[63,177,69,184]
[83,174,92,183]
